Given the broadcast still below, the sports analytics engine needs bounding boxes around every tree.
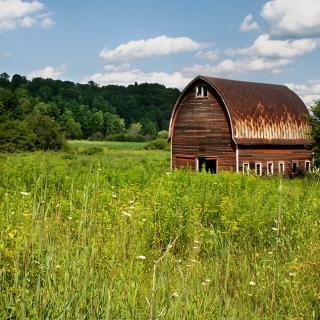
[310,99,320,166]
[103,112,125,135]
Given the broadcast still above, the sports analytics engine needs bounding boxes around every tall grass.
[0,149,319,319]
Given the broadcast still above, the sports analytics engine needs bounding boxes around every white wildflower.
[249,281,256,286]
[137,255,146,260]
[166,172,172,175]
[129,205,135,209]
[272,227,278,231]
[129,200,134,204]
[193,240,200,244]
[67,216,72,220]
[171,291,179,298]
[205,278,211,283]
[20,192,30,196]
[112,192,117,198]
[122,211,132,217]
[268,251,273,255]
[193,246,199,249]
[289,272,296,277]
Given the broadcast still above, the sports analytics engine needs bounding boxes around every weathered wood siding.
[239,146,313,174]
[172,80,236,171]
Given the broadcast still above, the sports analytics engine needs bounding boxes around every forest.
[0,72,180,152]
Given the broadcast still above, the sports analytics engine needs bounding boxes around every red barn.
[168,76,313,175]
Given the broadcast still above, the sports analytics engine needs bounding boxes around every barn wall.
[239,146,313,175]
[172,79,236,171]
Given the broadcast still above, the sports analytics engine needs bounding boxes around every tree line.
[0,73,180,152]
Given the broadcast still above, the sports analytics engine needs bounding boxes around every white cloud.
[286,80,320,105]
[261,0,320,38]
[227,34,319,59]
[104,63,131,72]
[240,14,260,32]
[100,35,209,62]
[29,64,66,79]
[0,0,54,31]
[86,68,191,89]
[183,57,291,78]
[196,50,219,61]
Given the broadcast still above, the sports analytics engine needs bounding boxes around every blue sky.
[1,0,320,104]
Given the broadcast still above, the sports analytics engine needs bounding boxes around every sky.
[0,0,320,105]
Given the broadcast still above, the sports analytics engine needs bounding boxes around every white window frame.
[278,161,285,175]
[255,162,262,176]
[305,160,311,171]
[267,162,274,175]
[243,162,250,175]
[292,160,299,173]
[195,85,208,98]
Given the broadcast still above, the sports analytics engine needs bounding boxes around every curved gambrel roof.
[169,76,311,145]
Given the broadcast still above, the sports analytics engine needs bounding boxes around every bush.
[0,120,36,152]
[89,132,104,141]
[144,138,169,150]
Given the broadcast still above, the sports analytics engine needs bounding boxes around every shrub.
[79,146,104,155]
[144,138,169,150]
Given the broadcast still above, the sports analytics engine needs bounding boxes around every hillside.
[0,73,180,151]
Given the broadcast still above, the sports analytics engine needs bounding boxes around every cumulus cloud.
[286,80,320,106]
[0,0,54,31]
[240,14,260,32]
[227,34,319,59]
[261,0,320,38]
[196,50,219,61]
[182,57,291,78]
[29,64,66,79]
[100,35,209,62]
[85,68,192,89]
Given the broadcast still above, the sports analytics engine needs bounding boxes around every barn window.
[255,162,262,176]
[305,161,310,171]
[292,161,298,173]
[267,162,273,175]
[243,162,249,174]
[279,161,285,175]
[196,85,208,98]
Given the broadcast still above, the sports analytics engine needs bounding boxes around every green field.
[0,144,319,319]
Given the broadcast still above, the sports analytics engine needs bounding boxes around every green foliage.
[158,130,168,139]
[0,148,319,318]
[0,73,180,149]
[310,99,320,166]
[145,138,169,150]
[0,120,36,152]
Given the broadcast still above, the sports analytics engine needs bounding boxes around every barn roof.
[169,76,311,145]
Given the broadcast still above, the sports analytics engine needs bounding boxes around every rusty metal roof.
[169,76,311,145]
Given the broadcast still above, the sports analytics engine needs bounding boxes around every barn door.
[198,157,217,174]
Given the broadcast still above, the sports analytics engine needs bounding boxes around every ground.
[0,141,319,319]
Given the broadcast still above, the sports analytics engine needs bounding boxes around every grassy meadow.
[0,141,319,319]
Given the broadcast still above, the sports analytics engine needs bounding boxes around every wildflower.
[112,192,117,198]
[20,192,30,196]
[67,216,72,220]
[271,227,278,231]
[122,211,132,217]
[193,246,199,249]
[56,265,61,269]
[176,259,182,263]
[166,172,172,175]
[171,291,179,298]
[268,251,273,255]
[248,293,253,297]
[289,272,296,277]
[201,282,209,286]
[129,205,135,209]
[142,218,146,222]
[137,255,146,260]
[249,281,256,286]
[205,278,211,283]
[129,200,134,204]
[193,240,200,244]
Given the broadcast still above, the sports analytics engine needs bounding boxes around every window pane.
[203,86,208,97]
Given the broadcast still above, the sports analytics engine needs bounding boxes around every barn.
[168,76,313,175]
